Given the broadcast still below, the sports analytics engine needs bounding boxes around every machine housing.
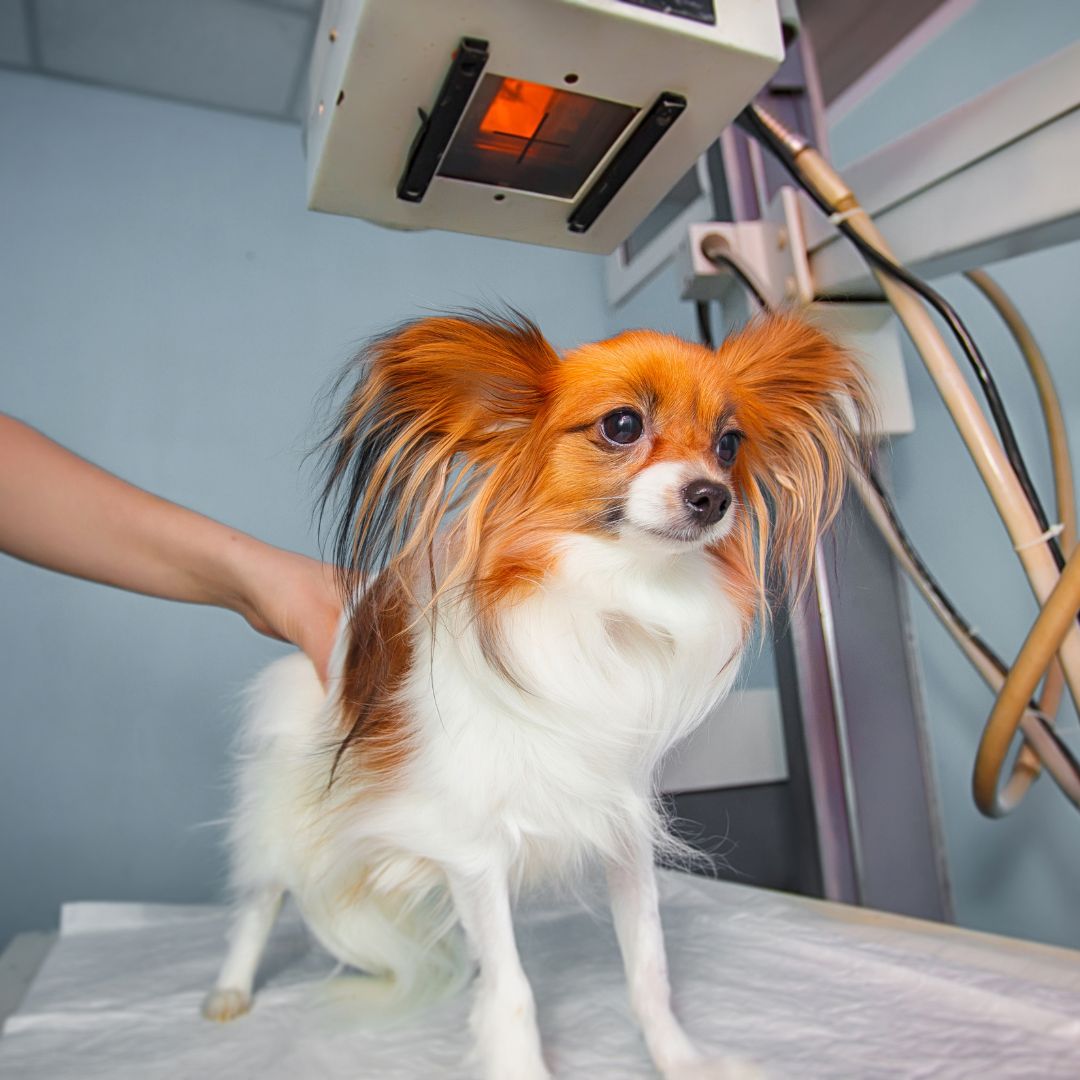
[304,0,782,253]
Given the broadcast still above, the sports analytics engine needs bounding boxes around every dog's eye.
[600,409,644,446]
[716,431,742,465]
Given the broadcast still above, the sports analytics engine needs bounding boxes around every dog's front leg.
[202,885,284,1022]
[607,843,761,1080]
[447,867,550,1080]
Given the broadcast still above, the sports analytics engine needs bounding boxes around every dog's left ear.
[722,313,876,599]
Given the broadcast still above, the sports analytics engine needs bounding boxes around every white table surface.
[2,870,1078,1078]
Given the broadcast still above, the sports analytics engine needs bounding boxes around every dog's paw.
[664,1058,766,1080]
[201,987,252,1023]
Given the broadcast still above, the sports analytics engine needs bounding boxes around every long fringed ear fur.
[319,309,559,599]
[719,313,876,610]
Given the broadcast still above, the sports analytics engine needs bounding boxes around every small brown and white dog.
[203,312,872,1079]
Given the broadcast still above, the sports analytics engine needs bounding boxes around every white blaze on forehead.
[625,460,688,534]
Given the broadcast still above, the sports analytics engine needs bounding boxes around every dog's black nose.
[683,480,731,526]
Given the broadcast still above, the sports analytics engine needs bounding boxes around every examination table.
[1,870,1078,1078]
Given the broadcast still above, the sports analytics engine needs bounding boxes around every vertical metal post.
[820,491,954,919]
[772,566,860,903]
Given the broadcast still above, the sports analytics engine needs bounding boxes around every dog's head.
[321,310,873,621]
[318,310,874,775]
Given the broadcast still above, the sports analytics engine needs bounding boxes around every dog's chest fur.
[397,534,746,879]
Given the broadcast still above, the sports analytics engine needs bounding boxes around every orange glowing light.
[439,74,638,199]
[479,79,556,138]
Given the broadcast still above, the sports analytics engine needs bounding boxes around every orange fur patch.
[332,570,415,784]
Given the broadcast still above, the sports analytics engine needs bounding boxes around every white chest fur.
[400,534,747,880]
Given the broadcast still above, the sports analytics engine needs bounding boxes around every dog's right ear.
[319,310,559,590]
[721,313,875,607]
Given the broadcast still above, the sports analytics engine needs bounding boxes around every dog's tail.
[302,882,472,1019]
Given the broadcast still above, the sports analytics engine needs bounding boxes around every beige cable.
[965,268,1077,804]
[848,466,1080,814]
[745,104,1080,817]
[830,199,1080,809]
[811,177,1080,757]
[797,154,1080,691]
[965,269,1076,555]
[975,548,1080,816]
[751,109,1080,709]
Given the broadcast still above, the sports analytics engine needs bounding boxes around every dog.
[203,311,873,1079]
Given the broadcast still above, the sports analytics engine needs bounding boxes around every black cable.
[700,248,771,310]
[736,105,1066,573]
[844,239,1060,564]
[864,469,1005,681]
[812,293,888,305]
[695,301,714,349]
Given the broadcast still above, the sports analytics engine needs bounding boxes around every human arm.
[0,415,340,684]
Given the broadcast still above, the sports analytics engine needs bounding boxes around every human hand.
[227,539,342,687]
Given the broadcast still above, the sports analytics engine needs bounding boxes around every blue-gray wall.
[0,70,609,949]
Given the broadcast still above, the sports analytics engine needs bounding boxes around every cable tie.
[1014,522,1064,550]
[827,208,865,226]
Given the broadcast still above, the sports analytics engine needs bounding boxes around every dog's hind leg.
[202,885,284,1022]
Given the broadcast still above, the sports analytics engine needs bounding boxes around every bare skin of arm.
[0,414,340,685]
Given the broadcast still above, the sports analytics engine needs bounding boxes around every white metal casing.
[678,219,792,306]
[304,0,782,254]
